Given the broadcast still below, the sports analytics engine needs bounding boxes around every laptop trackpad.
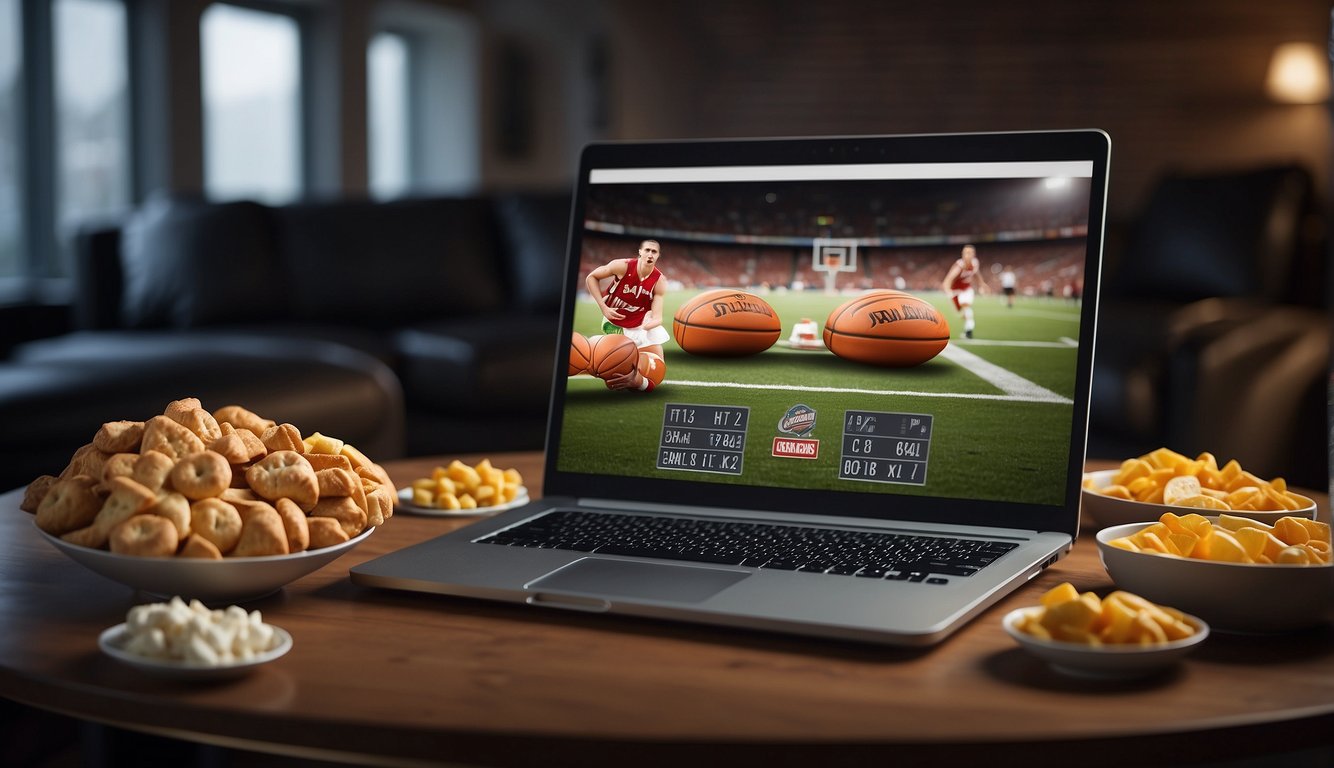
[527,558,749,604]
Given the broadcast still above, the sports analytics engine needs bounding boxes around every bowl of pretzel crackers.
[1081,447,1315,530]
[19,398,395,603]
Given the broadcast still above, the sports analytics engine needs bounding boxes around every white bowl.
[1080,469,1315,530]
[1002,606,1208,678]
[38,522,373,604]
[99,622,293,680]
[1096,522,1333,633]
[396,485,529,517]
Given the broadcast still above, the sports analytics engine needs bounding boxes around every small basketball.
[637,351,666,388]
[589,333,638,379]
[569,332,593,376]
[823,290,950,367]
[672,289,782,356]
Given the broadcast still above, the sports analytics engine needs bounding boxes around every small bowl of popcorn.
[98,596,292,679]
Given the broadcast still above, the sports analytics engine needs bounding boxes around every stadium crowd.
[580,234,1084,300]
[579,178,1088,299]
[582,179,1092,242]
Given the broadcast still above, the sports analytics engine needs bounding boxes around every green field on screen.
[558,290,1082,507]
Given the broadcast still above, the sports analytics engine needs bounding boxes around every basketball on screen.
[569,332,593,376]
[823,290,950,367]
[589,333,638,379]
[672,289,782,356]
[637,351,666,389]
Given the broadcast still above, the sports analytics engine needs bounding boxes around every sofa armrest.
[1186,306,1328,487]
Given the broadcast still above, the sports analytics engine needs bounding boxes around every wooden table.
[2,454,1331,767]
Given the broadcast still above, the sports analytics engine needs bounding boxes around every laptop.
[352,129,1111,647]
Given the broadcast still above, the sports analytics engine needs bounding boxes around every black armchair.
[1088,163,1327,487]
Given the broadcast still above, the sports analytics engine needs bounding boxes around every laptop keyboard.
[478,510,1019,584]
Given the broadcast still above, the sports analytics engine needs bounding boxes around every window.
[201,3,302,203]
[54,0,131,257]
[2,0,131,282]
[0,0,22,278]
[371,4,480,194]
[368,31,411,200]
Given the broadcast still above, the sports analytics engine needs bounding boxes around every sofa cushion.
[210,323,400,367]
[273,198,505,327]
[393,314,558,415]
[8,331,407,466]
[120,197,285,328]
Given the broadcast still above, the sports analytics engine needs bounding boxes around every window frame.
[370,3,481,196]
[1,0,482,302]
[3,0,132,297]
[51,0,134,264]
[17,0,56,282]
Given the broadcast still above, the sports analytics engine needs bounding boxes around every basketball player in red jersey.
[585,239,669,391]
[940,244,989,339]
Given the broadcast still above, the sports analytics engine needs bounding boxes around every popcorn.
[122,596,281,666]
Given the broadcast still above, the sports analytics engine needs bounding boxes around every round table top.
[1,453,1331,767]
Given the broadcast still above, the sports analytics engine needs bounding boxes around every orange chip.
[1272,517,1311,546]
[1162,476,1202,506]
[1112,458,1153,486]
[1170,494,1230,511]
[1225,487,1261,509]
[1100,484,1133,500]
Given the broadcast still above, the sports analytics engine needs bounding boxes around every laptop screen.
[545,132,1109,533]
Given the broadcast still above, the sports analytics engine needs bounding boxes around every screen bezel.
[541,130,1110,536]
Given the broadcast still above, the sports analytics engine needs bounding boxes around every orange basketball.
[637,351,666,388]
[589,333,638,379]
[823,290,950,367]
[672,289,781,356]
[569,332,593,376]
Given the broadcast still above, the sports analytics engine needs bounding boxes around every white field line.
[936,344,1071,403]
[957,338,1076,348]
[569,343,1075,405]
[648,378,1070,404]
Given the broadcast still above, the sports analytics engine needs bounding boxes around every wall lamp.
[1265,42,1330,104]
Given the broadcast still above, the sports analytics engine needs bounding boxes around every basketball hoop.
[812,238,858,295]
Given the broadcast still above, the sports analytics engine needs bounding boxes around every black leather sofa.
[1,164,1325,492]
[0,192,570,491]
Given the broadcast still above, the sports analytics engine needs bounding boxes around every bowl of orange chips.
[1096,512,1332,632]
[1081,447,1315,530]
[1003,581,1209,678]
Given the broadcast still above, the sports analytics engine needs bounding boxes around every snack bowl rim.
[37,520,374,603]
[1002,605,1209,677]
[1096,521,1333,633]
[1095,521,1333,571]
[99,621,293,679]
[1081,469,1315,529]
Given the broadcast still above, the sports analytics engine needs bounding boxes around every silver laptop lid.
[542,131,1110,537]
